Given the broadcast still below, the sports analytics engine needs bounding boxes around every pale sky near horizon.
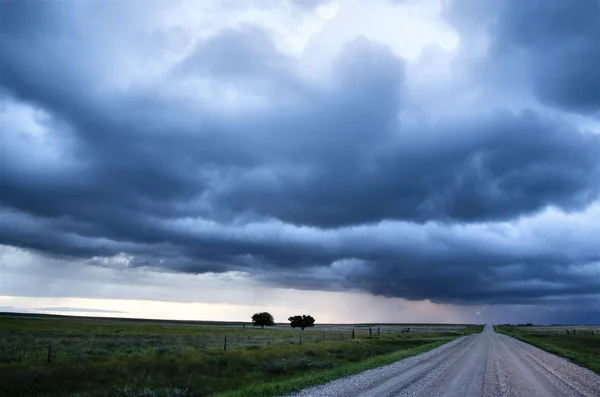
[1,0,600,325]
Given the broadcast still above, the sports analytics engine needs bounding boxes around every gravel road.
[288,325,600,397]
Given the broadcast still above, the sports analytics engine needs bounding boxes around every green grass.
[495,325,600,375]
[0,313,482,397]
[215,338,454,397]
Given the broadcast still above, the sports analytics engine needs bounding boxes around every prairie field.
[0,313,482,397]
[495,325,600,375]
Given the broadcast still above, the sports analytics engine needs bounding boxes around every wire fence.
[0,325,469,364]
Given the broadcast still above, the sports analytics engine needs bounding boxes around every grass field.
[0,313,482,397]
[495,325,600,375]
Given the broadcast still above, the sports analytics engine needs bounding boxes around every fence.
[0,324,467,364]
[517,328,596,337]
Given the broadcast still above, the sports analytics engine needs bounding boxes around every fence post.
[47,337,53,363]
[369,327,372,339]
[340,332,343,341]
[377,327,380,337]
[352,329,355,339]
[299,332,302,344]
[224,335,227,351]
[573,329,576,335]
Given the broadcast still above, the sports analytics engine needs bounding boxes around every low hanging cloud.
[1,0,600,319]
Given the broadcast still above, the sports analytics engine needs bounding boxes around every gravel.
[287,325,600,397]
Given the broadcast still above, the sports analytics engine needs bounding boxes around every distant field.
[495,325,600,375]
[0,313,482,397]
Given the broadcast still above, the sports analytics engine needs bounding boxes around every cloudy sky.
[1,0,600,325]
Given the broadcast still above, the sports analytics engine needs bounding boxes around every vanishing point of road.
[291,325,600,397]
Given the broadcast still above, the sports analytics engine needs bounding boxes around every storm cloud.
[1,0,600,320]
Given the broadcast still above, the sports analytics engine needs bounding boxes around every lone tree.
[251,312,275,329]
[288,314,316,330]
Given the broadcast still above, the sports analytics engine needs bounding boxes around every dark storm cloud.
[220,110,599,226]
[1,1,600,312]
[495,0,600,114]
[447,0,600,115]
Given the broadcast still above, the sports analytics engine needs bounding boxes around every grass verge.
[215,337,457,397]
[495,326,600,375]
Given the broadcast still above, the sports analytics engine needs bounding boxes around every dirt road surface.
[289,325,600,397]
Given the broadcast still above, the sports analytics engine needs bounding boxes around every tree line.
[251,312,315,330]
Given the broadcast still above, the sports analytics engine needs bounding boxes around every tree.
[251,312,275,328]
[288,314,315,330]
